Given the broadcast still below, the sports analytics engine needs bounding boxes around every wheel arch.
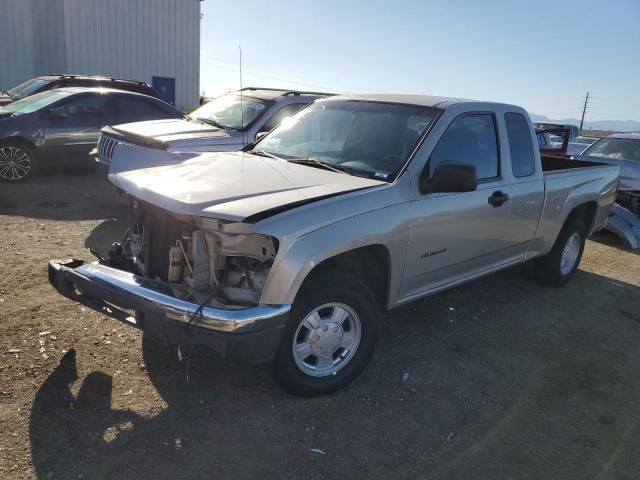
[297,244,392,312]
[562,201,598,235]
[0,136,39,152]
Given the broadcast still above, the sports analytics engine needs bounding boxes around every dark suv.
[0,87,182,182]
[0,75,159,106]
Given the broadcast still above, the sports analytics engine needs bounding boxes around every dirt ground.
[1,171,639,480]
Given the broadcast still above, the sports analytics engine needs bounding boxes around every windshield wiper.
[287,158,348,174]
[197,117,238,131]
[248,150,283,161]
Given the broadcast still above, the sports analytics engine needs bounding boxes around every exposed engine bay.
[104,198,277,308]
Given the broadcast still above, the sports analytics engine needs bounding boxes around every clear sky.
[200,0,640,122]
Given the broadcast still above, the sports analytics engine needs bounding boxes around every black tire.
[535,217,586,287]
[0,140,38,183]
[272,272,381,397]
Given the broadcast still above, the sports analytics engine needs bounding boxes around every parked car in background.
[575,134,640,191]
[0,74,159,107]
[537,126,570,157]
[0,88,182,182]
[574,134,640,249]
[534,122,579,143]
[565,135,600,156]
[95,87,332,174]
[536,128,555,148]
[50,94,619,396]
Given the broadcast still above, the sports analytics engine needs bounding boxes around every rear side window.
[505,112,535,178]
[112,95,174,123]
[430,114,499,180]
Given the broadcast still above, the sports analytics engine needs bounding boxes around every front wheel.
[535,217,586,287]
[272,272,381,396]
[0,142,38,182]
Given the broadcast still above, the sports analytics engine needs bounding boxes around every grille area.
[97,135,118,162]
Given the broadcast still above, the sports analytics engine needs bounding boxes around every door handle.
[488,190,509,207]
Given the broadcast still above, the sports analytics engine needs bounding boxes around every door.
[501,112,545,264]
[43,93,111,165]
[401,113,514,299]
[152,76,175,105]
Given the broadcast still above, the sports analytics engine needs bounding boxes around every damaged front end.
[606,191,640,250]
[107,199,278,308]
[48,199,290,363]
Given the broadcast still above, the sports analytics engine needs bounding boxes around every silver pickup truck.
[49,94,619,396]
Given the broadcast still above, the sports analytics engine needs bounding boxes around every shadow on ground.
[29,266,640,479]
[0,170,128,221]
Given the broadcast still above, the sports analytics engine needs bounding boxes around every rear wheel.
[272,272,381,396]
[0,142,37,182]
[535,217,586,287]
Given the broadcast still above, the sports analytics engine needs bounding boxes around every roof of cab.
[320,93,519,110]
[238,87,333,101]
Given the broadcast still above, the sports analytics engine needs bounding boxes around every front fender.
[259,202,411,308]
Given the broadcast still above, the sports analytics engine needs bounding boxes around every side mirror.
[255,131,269,142]
[419,161,478,194]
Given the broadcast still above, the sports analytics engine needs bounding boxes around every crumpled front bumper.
[48,260,290,363]
[606,203,640,250]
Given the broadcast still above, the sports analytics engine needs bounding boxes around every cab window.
[505,112,536,177]
[430,114,499,180]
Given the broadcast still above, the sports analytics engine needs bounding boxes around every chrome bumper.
[48,260,290,334]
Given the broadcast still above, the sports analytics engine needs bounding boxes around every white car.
[565,136,600,156]
[95,87,331,174]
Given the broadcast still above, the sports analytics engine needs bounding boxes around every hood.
[108,151,385,222]
[575,154,640,191]
[112,118,243,147]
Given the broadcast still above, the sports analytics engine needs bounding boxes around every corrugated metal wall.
[0,0,38,88]
[0,0,200,108]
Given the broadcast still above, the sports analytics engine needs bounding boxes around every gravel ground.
[1,172,639,480]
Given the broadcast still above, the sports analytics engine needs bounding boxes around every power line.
[201,61,353,93]
[201,55,364,93]
[201,54,365,92]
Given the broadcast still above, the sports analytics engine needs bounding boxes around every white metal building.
[0,0,200,109]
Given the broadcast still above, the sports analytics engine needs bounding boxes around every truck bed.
[541,155,606,173]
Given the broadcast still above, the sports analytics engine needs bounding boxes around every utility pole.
[579,92,590,131]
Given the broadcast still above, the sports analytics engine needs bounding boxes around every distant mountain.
[530,113,640,133]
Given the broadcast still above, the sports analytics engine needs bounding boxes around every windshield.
[583,138,640,162]
[188,93,270,130]
[0,89,68,114]
[257,100,439,180]
[7,78,50,99]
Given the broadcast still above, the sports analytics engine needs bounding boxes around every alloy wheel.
[0,146,31,181]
